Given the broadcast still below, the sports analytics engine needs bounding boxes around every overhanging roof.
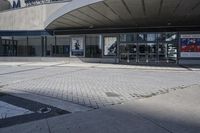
[46,0,200,30]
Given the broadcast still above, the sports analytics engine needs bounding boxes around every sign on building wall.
[180,34,200,58]
[71,37,84,56]
[104,37,117,56]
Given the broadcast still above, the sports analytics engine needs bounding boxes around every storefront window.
[13,36,28,56]
[147,33,156,41]
[55,36,70,57]
[85,35,102,58]
[46,36,55,56]
[28,36,42,56]
[158,42,177,63]
[0,36,15,56]
[120,34,134,42]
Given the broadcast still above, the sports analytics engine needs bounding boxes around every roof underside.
[46,0,200,30]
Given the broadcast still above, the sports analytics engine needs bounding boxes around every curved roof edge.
[0,0,11,11]
[44,0,103,28]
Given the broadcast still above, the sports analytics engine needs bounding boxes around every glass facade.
[14,36,28,56]
[119,32,178,64]
[55,36,70,57]
[46,36,55,56]
[85,35,102,58]
[0,37,16,56]
[28,36,43,56]
[0,32,179,64]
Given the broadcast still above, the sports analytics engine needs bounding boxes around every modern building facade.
[0,0,200,64]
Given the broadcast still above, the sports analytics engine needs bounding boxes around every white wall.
[8,0,26,8]
[0,2,67,30]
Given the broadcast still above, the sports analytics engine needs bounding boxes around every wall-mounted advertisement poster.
[180,34,200,58]
[71,37,84,56]
[104,37,117,56]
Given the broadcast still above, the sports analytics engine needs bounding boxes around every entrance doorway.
[119,43,137,63]
[119,43,177,64]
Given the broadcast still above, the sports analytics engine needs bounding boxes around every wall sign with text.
[180,34,200,58]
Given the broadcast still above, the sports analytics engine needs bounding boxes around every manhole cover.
[105,92,120,97]
[37,107,52,114]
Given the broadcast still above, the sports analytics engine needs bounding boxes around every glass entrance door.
[147,43,157,63]
[120,43,158,64]
[119,43,137,63]
[138,43,147,63]
[158,43,177,63]
[136,43,158,64]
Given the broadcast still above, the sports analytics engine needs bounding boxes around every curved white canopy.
[45,0,200,30]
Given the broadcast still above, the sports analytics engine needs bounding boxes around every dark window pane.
[55,36,70,57]
[137,33,147,41]
[86,35,102,58]
[14,36,27,56]
[28,36,42,56]
[120,34,134,42]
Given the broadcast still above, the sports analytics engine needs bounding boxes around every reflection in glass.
[119,43,137,62]
[0,36,17,56]
[147,43,157,62]
[55,36,70,57]
[28,36,42,56]
[147,34,156,41]
[139,43,146,53]
[120,34,134,42]
[168,43,177,61]
[14,36,28,56]
[137,33,146,41]
[158,43,177,63]
[46,36,55,56]
[157,33,177,42]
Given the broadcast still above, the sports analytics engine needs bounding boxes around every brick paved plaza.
[0,62,200,108]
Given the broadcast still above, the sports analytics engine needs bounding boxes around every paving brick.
[0,64,200,108]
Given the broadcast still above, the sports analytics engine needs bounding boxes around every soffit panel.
[62,14,91,26]
[89,2,122,24]
[78,6,112,25]
[52,21,73,28]
[186,1,200,16]
[123,0,145,18]
[160,0,180,17]
[46,0,200,30]
[145,0,161,17]
[104,0,133,20]
[69,10,102,26]
[174,0,200,16]
[56,17,83,27]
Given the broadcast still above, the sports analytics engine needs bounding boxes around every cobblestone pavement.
[0,62,200,108]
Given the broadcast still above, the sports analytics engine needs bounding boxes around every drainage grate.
[105,92,120,97]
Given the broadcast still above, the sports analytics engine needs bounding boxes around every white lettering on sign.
[181,34,200,38]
